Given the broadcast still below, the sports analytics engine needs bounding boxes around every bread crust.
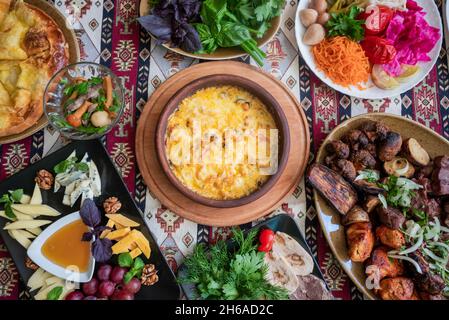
[0,2,69,137]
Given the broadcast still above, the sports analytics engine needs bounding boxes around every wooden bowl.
[314,113,449,300]
[155,74,291,208]
[0,0,80,145]
[139,0,281,61]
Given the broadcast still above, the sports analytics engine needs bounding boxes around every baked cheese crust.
[165,86,278,200]
[0,0,69,137]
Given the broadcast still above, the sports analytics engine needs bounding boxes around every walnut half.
[103,197,122,214]
[35,169,54,190]
[141,264,159,286]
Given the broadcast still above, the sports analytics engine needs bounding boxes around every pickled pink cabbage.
[382,0,440,76]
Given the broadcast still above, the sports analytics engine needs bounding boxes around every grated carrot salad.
[312,36,370,89]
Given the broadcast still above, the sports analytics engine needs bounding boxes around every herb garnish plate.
[177,214,328,300]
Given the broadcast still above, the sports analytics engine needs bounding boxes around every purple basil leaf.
[79,199,101,228]
[91,238,113,263]
[178,23,202,52]
[153,0,173,18]
[175,0,201,21]
[82,231,94,242]
[138,15,172,44]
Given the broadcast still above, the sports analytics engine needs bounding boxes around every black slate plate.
[0,140,181,300]
[177,214,329,300]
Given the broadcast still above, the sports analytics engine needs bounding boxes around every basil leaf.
[74,162,89,173]
[79,199,101,227]
[47,286,63,300]
[118,252,133,268]
[54,157,77,174]
[4,203,15,219]
[9,189,23,203]
[123,271,134,284]
[0,194,10,204]
[133,257,145,271]
[91,238,113,263]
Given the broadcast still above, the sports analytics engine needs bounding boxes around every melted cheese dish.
[0,0,69,137]
[165,86,278,200]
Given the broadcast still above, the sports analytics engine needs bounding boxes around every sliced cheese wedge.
[27,268,53,292]
[3,219,51,230]
[8,229,32,248]
[30,183,42,205]
[106,214,139,227]
[27,227,42,236]
[11,204,60,217]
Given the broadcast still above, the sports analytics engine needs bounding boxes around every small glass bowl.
[44,62,125,140]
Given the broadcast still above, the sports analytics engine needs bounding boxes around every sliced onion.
[378,194,388,209]
[425,218,441,241]
[394,159,410,176]
[400,234,424,255]
[423,248,447,264]
[388,254,423,274]
[408,224,422,239]
[397,177,423,190]
[429,241,449,252]
[440,226,449,233]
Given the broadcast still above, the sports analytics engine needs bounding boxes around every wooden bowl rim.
[155,74,291,208]
[135,61,310,226]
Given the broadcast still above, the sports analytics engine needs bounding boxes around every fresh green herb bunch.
[378,175,422,209]
[180,228,288,300]
[195,0,285,66]
[54,156,89,174]
[326,6,365,41]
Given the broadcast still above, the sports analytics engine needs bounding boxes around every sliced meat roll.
[272,231,314,276]
[264,251,299,294]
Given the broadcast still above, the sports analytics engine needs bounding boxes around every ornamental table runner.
[0,0,448,300]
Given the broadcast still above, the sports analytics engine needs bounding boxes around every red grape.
[111,289,134,300]
[83,296,97,300]
[97,264,112,281]
[65,291,84,300]
[110,266,127,283]
[98,280,115,298]
[122,278,141,294]
[82,278,99,296]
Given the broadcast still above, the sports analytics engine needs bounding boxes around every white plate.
[27,212,95,283]
[295,0,443,99]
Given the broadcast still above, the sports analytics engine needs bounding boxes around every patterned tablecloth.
[0,0,448,300]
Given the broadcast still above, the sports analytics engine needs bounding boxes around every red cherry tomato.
[358,5,393,36]
[360,36,396,65]
[258,229,275,252]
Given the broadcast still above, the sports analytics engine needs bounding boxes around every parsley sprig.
[326,6,365,41]
[378,176,422,209]
[179,228,288,300]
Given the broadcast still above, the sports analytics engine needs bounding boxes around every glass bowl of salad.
[44,62,125,140]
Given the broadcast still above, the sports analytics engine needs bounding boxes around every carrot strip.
[103,76,113,109]
[66,100,92,128]
[69,91,78,100]
[312,36,370,89]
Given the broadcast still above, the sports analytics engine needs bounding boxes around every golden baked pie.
[0,0,69,137]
